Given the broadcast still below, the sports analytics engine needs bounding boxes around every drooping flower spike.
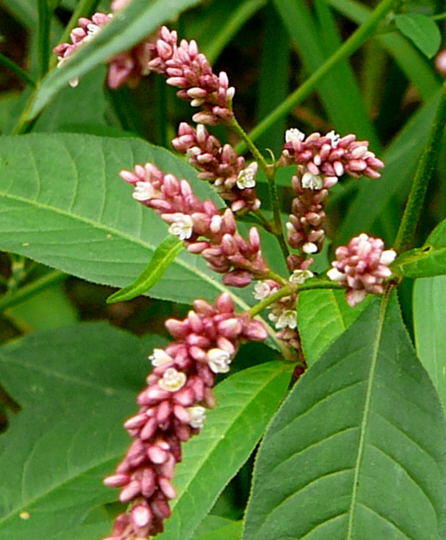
[120,163,269,287]
[103,293,267,538]
[327,233,397,306]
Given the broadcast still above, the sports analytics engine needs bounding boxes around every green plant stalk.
[394,82,446,252]
[49,0,102,69]
[228,116,289,260]
[236,0,398,152]
[432,12,446,20]
[249,280,343,317]
[37,0,51,79]
[0,271,66,313]
[0,54,36,87]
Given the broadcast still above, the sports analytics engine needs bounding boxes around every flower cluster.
[104,293,267,539]
[148,27,234,125]
[285,172,338,270]
[53,13,113,87]
[172,122,260,212]
[253,269,313,349]
[327,233,396,306]
[120,163,269,286]
[282,128,384,183]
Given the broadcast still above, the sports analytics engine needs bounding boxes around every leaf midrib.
[345,293,389,538]
[0,190,251,311]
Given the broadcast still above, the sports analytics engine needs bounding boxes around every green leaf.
[26,0,201,121]
[33,66,109,132]
[0,133,233,305]
[244,292,446,539]
[297,289,371,365]
[395,14,441,59]
[0,322,160,538]
[159,362,292,540]
[414,276,446,411]
[327,0,440,101]
[195,520,242,540]
[394,219,446,278]
[107,235,183,303]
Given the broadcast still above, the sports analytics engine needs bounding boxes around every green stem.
[432,11,446,20]
[248,280,343,317]
[394,82,446,252]
[49,0,102,69]
[0,54,36,87]
[37,0,51,79]
[228,116,290,260]
[236,0,397,152]
[0,271,66,313]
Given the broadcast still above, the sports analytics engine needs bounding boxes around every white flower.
[149,348,173,367]
[303,242,318,254]
[289,269,314,285]
[236,163,258,189]
[158,368,187,392]
[254,281,272,300]
[326,130,340,147]
[380,249,397,266]
[301,171,324,190]
[168,213,194,240]
[85,23,102,40]
[187,406,206,429]
[275,309,297,330]
[285,128,305,144]
[133,181,156,202]
[207,348,231,373]
[327,267,344,282]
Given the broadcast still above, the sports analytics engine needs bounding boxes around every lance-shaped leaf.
[414,276,446,411]
[394,219,446,278]
[159,362,292,540]
[244,292,446,539]
[107,235,183,303]
[395,14,441,59]
[0,133,248,306]
[0,323,160,539]
[26,0,201,120]
[297,289,370,365]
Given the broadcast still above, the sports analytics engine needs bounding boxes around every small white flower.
[275,309,297,330]
[236,163,258,190]
[84,23,101,42]
[380,249,397,266]
[187,406,207,429]
[303,242,318,254]
[254,281,272,300]
[285,128,305,144]
[289,269,314,285]
[69,78,79,88]
[326,130,340,147]
[207,348,232,374]
[168,213,194,240]
[327,267,344,282]
[133,181,156,202]
[301,171,324,190]
[158,368,187,392]
[149,348,173,367]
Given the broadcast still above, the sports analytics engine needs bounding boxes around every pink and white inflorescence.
[104,293,267,539]
[327,233,397,306]
[172,122,260,212]
[282,128,384,182]
[120,163,269,287]
[148,27,235,125]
